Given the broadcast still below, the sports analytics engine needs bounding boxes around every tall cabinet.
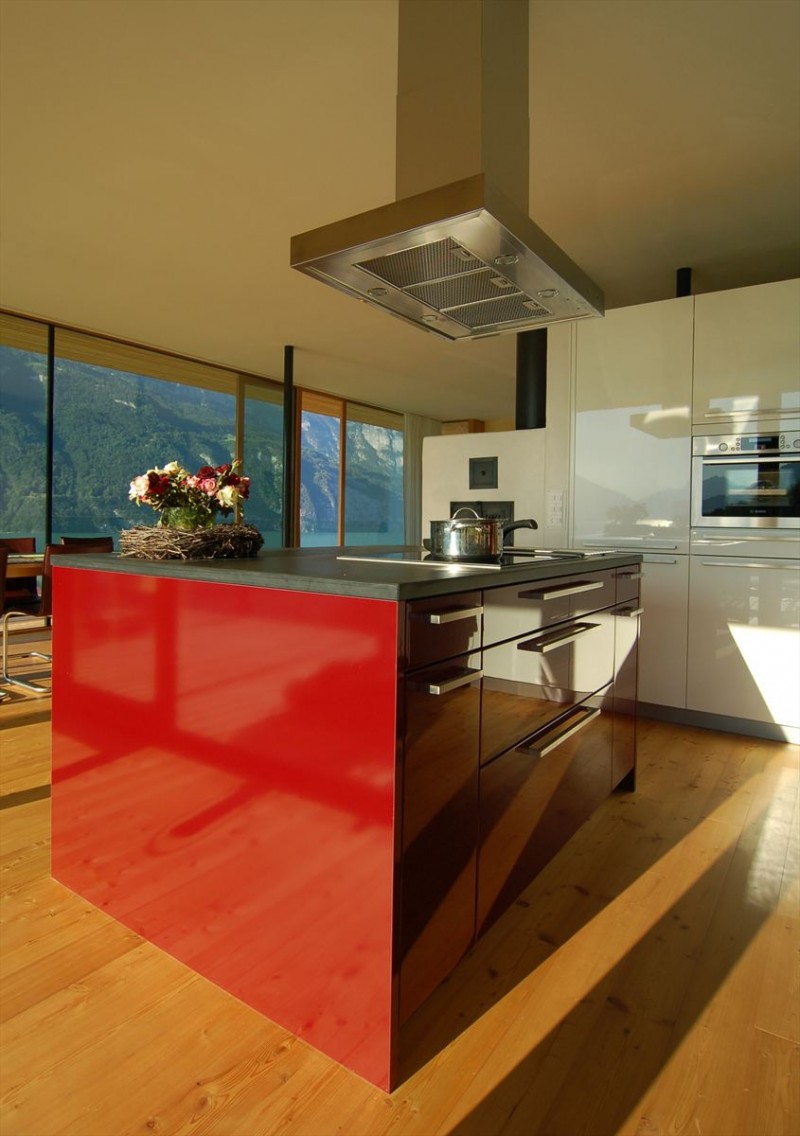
[573,297,693,708]
[572,278,800,735]
[692,278,800,425]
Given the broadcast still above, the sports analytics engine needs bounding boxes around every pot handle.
[503,518,539,535]
[451,507,482,520]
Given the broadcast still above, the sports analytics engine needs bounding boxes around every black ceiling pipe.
[282,344,295,547]
[676,266,693,297]
[516,328,547,429]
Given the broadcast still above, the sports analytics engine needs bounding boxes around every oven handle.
[519,705,601,758]
[418,604,483,625]
[517,621,598,653]
[698,455,795,464]
[518,580,604,602]
[411,667,483,695]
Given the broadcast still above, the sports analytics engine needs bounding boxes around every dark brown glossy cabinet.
[398,562,640,1022]
[399,601,482,1023]
[477,685,614,934]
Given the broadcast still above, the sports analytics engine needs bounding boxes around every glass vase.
[159,505,216,531]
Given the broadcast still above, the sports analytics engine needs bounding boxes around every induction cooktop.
[336,548,614,570]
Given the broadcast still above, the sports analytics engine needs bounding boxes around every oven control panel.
[693,430,800,456]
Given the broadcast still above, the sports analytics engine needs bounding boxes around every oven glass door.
[693,455,800,528]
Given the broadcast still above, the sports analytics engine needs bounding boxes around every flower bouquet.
[121,459,263,560]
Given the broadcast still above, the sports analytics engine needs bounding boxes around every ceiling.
[1,0,798,424]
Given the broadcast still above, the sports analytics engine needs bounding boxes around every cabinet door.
[477,690,613,936]
[405,591,482,669]
[400,653,481,1022]
[638,554,690,708]
[574,297,693,552]
[693,279,800,424]
[612,601,640,788]
[686,557,800,729]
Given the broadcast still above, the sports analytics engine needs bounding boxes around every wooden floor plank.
[0,714,797,1136]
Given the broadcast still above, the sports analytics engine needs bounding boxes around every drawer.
[477,687,613,935]
[614,564,644,605]
[482,569,616,646]
[480,611,615,764]
[400,650,481,1022]
[405,590,482,669]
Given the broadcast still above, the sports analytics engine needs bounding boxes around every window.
[0,313,50,549]
[1,311,405,551]
[298,391,404,546]
[345,403,404,545]
[52,329,240,540]
[243,379,284,548]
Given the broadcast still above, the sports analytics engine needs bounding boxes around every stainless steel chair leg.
[1,611,50,695]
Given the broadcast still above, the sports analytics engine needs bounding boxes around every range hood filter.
[291,175,604,342]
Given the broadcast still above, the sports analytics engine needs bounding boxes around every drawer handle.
[521,706,601,758]
[518,580,604,601]
[700,560,800,570]
[623,607,644,617]
[618,570,643,580]
[418,604,483,625]
[517,621,598,654]
[413,667,483,696]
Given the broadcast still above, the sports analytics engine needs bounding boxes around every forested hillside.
[0,347,402,541]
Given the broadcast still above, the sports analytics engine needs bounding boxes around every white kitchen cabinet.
[693,278,800,425]
[573,297,693,552]
[686,555,800,733]
[638,554,690,709]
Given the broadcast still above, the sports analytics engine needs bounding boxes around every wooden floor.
[1,670,798,1135]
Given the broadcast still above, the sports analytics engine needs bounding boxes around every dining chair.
[0,548,9,700]
[0,536,40,613]
[1,542,111,695]
[0,545,50,697]
[59,536,114,551]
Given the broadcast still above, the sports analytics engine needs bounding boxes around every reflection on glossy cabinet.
[400,655,481,1023]
[574,297,693,549]
[637,554,690,709]
[477,690,614,936]
[686,556,800,731]
[612,601,639,786]
[693,278,800,423]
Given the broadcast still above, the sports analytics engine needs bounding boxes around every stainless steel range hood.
[290,0,604,342]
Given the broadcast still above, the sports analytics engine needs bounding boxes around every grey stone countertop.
[53,545,643,602]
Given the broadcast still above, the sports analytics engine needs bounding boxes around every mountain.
[0,347,402,540]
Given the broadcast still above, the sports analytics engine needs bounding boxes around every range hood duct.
[290,0,604,342]
[516,329,547,429]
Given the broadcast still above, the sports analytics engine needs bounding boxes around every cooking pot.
[426,508,538,560]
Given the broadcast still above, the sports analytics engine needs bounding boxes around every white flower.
[129,474,149,500]
[216,484,239,509]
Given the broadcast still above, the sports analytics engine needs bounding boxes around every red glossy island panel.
[51,568,400,1089]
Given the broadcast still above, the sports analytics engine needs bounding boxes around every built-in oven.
[691,429,800,530]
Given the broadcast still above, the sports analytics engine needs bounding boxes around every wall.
[422,324,574,548]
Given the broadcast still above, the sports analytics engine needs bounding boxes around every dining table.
[6,553,45,578]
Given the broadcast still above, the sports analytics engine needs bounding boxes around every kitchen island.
[50,546,641,1090]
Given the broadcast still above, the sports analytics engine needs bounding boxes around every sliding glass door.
[1,311,406,551]
[0,313,50,549]
[298,391,404,547]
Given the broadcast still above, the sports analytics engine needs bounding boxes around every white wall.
[421,325,574,549]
